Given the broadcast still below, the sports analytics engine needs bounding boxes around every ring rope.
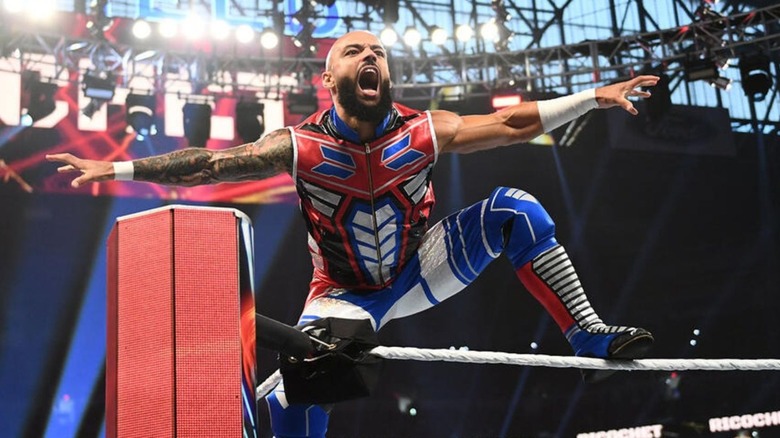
[256,346,780,400]
[372,346,780,371]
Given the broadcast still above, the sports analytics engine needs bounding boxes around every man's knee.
[486,186,555,239]
[266,388,329,438]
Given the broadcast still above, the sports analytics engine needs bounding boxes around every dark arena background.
[1,0,780,437]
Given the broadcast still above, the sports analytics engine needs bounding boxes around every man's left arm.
[434,75,659,154]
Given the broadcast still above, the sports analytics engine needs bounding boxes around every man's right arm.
[47,128,293,188]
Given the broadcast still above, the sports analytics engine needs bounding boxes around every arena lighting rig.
[0,2,778,133]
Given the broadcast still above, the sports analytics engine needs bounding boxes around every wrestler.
[48,30,659,438]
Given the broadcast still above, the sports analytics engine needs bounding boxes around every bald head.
[325,30,384,71]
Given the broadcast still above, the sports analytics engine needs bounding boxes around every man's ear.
[322,71,335,90]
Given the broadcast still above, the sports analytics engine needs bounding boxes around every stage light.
[235,100,265,142]
[396,395,417,417]
[133,50,157,62]
[132,20,152,39]
[683,56,718,82]
[3,0,24,13]
[82,71,115,100]
[81,71,114,118]
[739,52,773,102]
[260,29,279,49]
[709,76,732,91]
[491,93,522,110]
[126,94,156,140]
[183,102,212,147]
[182,15,206,40]
[210,20,230,40]
[287,91,318,115]
[81,98,103,119]
[430,26,447,45]
[31,0,56,20]
[235,24,254,44]
[480,19,500,43]
[455,24,474,43]
[403,26,422,48]
[23,79,57,123]
[158,19,178,38]
[380,26,398,47]
[292,22,316,53]
[380,0,399,24]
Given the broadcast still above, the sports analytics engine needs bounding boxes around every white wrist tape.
[536,88,598,132]
[113,161,134,181]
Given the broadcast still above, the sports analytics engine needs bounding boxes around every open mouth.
[357,66,380,97]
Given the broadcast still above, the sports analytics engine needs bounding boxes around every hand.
[46,153,115,188]
[595,75,660,116]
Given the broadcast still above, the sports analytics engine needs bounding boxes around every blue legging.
[266,187,557,437]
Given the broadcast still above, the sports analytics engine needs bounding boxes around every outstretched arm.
[434,75,659,154]
[46,128,293,188]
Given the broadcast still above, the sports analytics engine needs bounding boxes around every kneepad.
[483,187,556,265]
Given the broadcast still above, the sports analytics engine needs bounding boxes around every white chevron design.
[349,203,400,283]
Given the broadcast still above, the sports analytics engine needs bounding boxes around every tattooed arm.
[46,128,293,188]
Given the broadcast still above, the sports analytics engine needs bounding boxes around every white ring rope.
[371,346,780,371]
[256,346,780,400]
[257,370,282,399]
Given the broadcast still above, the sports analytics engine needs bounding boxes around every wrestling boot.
[516,244,654,382]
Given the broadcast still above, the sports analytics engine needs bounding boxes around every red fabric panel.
[516,263,575,333]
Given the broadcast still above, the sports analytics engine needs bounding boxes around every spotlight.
[287,91,318,115]
[480,19,500,43]
[396,395,418,417]
[3,0,24,13]
[491,92,522,110]
[260,29,279,49]
[430,26,447,45]
[235,100,265,143]
[381,0,399,24]
[455,24,474,43]
[85,0,111,35]
[403,27,421,47]
[379,26,398,47]
[158,19,178,39]
[709,76,732,91]
[132,20,152,39]
[292,22,316,52]
[23,78,57,122]
[183,102,212,147]
[182,15,207,40]
[683,56,718,82]
[82,98,108,119]
[126,93,156,140]
[739,52,773,102]
[235,24,254,44]
[82,71,115,100]
[210,20,231,40]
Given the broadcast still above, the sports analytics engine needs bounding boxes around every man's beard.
[336,76,393,124]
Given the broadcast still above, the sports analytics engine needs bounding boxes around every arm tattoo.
[133,128,293,186]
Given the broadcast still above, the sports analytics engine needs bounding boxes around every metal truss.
[0,3,778,119]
